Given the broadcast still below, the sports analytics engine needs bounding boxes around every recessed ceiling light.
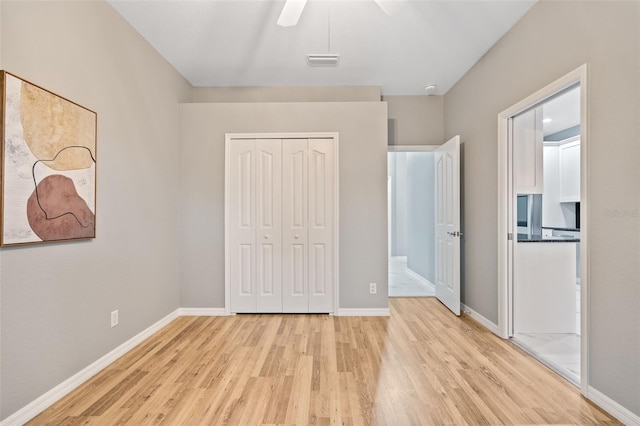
[306,53,340,67]
[543,118,553,124]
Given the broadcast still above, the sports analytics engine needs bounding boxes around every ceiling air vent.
[306,54,340,67]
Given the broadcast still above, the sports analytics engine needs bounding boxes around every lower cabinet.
[514,242,577,334]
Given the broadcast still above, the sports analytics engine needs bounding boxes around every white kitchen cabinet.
[514,242,577,334]
[514,106,544,194]
[559,139,580,202]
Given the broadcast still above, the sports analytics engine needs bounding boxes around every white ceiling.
[109,0,536,95]
[542,86,581,136]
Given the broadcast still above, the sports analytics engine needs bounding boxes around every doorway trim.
[497,64,589,393]
[224,132,340,315]
[388,145,440,152]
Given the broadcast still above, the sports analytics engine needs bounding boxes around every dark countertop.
[517,233,580,243]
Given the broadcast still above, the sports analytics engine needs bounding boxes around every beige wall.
[8,0,637,421]
[0,1,192,419]
[193,88,446,151]
[444,1,640,416]
[384,95,444,145]
[193,88,447,149]
[193,86,381,103]
[179,102,389,311]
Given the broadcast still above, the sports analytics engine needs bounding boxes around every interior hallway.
[389,256,435,297]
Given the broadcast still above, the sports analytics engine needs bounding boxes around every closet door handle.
[294,234,300,240]
[264,234,270,239]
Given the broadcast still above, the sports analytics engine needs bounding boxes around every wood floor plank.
[28,298,620,425]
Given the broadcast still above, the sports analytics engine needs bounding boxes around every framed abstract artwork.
[0,71,97,246]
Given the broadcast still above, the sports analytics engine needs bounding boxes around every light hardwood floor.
[29,298,619,425]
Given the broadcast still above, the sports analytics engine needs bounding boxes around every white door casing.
[497,64,588,394]
[435,135,461,316]
[226,134,338,314]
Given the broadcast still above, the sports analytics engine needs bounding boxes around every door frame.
[388,145,440,152]
[497,64,589,393]
[224,132,340,315]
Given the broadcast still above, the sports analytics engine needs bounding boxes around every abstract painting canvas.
[1,71,96,246]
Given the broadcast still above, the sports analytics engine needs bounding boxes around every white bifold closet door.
[228,138,334,313]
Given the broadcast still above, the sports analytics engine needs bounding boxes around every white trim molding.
[461,303,500,336]
[179,308,230,316]
[387,144,440,152]
[335,308,390,317]
[0,309,181,426]
[405,267,435,289]
[586,387,640,426]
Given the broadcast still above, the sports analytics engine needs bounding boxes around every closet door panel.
[228,136,336,314]
[256,139,283,312]
[308,139,334,313]
[282,139,309,313]
[229,139,257,313]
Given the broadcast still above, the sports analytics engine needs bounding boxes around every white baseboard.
[461,303,500,336]
[0,309,181,426]
[405,267,435,289]
[179,307,228,316]
[587,386,640,426]
[336,308,390,317]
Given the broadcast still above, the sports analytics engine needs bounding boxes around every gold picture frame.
[0,71,97,246]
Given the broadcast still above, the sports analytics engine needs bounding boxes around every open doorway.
[387,147,436,297]
[512,85,582,384]
[498,65,588,390]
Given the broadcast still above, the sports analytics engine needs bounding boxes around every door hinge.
[508,232,513,241]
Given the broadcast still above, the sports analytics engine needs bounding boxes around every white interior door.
[228,136,336,314]
[256,139,283,312]
[308,138,334,313]
[435,135,461,316]
[282,139,310,312]
[229,139,257,312]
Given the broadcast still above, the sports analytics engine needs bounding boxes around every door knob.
[294,234,300,240]
[264,234,269,239]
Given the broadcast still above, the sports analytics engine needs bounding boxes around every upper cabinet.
[559,139,580,202]
[514,106,543,194]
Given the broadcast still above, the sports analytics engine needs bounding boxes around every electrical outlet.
[369,283,377,295]
[110,310,119,328]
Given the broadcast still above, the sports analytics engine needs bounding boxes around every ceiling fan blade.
[277,0,309,27]
[374,0,408,16]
